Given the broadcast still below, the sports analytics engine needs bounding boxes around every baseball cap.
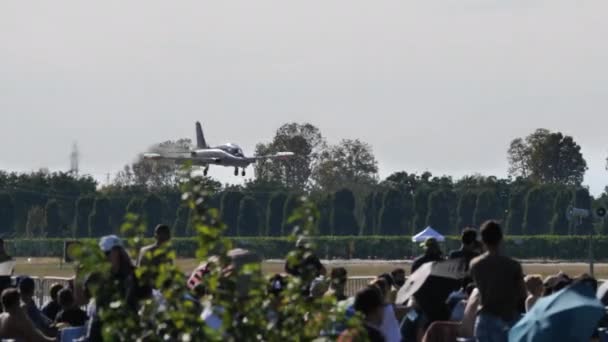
[99,235,122,253]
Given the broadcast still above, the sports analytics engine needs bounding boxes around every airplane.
[143,122,294,176]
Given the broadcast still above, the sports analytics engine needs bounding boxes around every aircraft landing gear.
[241,169,246,176]
[203,167,209,176]
[234,167,239,176]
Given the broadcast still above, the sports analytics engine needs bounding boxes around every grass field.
[12,257,608,280]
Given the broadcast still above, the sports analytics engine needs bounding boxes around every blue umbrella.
[509,282,604,342]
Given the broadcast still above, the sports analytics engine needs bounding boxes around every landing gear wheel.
[241,169,246,176]
[203,167,209,176]
[234,167,239,176]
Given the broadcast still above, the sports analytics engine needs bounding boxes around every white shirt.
[380,304,402,342]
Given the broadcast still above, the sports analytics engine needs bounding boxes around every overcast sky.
[1,1,606,194]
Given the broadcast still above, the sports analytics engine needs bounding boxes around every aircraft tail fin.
[195,121,208,148]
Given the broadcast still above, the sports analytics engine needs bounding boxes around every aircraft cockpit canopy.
[218,143,244,157]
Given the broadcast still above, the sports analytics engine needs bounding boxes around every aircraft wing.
[246,151,295,162]
[142,152,219,165]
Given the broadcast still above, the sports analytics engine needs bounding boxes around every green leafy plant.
[72,170,361,341]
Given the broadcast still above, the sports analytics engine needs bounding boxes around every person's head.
[461,228,478,249]
[391,268,406,288]
[1,288,20,312]
[220,249,262,299]
[354,286,385,326]
[371,277,390,303]
[480,220,503,251]
[58,288,75,309]
[421,237,442,256]
[99,235,132,274]
[84,272,101,300]
[329,267,348,293]
[524,274,543,297]
[268,273,287,296]
[154,224,171,244]
[543,272,572,296]
[18,276,35,299]
[573,273,598,293]
[49,283,64,303]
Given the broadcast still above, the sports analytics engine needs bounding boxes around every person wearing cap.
[98,235,139,309]
[137,224,172,268]
[411,237,443,273]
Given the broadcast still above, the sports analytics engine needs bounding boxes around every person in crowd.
[0,288,55,342]
[41,283,63,322]
[542,272,572,296]
[390,268,406,290]
[201,248,261,331]
[0,239,14,294]
[137,224,172,268]
[448,228,480,270]
[338,286,385,342]
[0,239,13,263]
[77,273,102,342]
[524,274,543,312]
[55,288,88,327]
[99,235,140,309]
[19,276,55,336]
[411,237,443,273]
[285,238,327,296]
[371,277,401,342]
[470,220,526,342]
[325,267,349,302]
[285,238,327,279]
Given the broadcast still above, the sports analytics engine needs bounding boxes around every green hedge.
[4,235,606,261]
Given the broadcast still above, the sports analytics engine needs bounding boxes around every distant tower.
[70,142,79,175]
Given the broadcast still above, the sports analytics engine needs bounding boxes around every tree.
[173,205,190,237]
[572,187,593,234]
[114,139,193,189]
[523,186,553,235]
[267,193,287,236]
[316,194,333,235]
[426,190,453,235]
[378,189,412,235]
[312,139,378,192]
[237,197,261,236]
[550,189,573,235]
[74,196,94,237]
[44,199,63,237]
[143,194,165,236]
[473,190,499,226]
[507,129,587,185]
[412,186,431,231]
[282,194,299,235]
[505,186,529,235]
[331,189,359,236]
[254,123,325,190]
[220,191,244,236]
[456,191,477,230]
[89,197,111,237]
[363,191,383,235]
[126,197,143,215]
[25,206,46,238]
[0,193,15,236]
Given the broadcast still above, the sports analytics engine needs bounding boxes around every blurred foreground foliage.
[73,173,361,341]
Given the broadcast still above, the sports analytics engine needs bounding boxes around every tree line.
[0,125,606,238]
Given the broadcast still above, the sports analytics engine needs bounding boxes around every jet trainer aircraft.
[143,122,294,176]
